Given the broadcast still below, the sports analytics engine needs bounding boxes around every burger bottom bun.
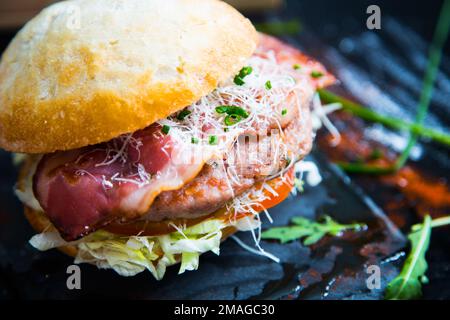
[24,206,79,257]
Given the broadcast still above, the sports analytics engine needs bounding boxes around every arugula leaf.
[385,215,432,300]
[261,216,366,245]
[385,215,450,299]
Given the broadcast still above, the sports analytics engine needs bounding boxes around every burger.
[0,0,334,279]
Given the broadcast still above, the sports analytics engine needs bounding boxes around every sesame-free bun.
[0,0,258,153]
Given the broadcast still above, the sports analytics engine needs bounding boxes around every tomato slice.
[105,167,295,236]
[257,167,294,210]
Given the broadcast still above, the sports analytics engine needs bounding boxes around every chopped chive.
[224,128,229,132]
[265,80,272,90]
[208,135,218,145]
[224,114,242,126]
[161,125,170,134]
[233,76,245,86]
[215,106,228,114]
[234,66,253,85]
[310,70,324,78]
[293,64,301,70]
[239,66,253,77]
[215,105,249,118]
[281,109,287,116]
[177,109,191,120]
[191,137,199,144]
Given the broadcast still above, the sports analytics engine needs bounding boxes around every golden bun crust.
[0,0,258,153]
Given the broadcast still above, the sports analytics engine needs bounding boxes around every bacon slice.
[34,124,212,240]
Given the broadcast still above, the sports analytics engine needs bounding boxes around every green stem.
[412,215,450,232]
[335,162,395,175]
[254,20,301,36]
[318,90,450,147]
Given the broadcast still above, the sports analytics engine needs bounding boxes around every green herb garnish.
[385,215,432,300]
[281,109,287,116]
[384,215,450,300]
[161,125,170,135]
[261,215,366,245]
[191,137,199,144]
[177,109,191,120]
[234,66,253,86]
[224,114,242,126]
[412,215,450,232]
[368,148,383,160]
[215,106,228,114]
[215,105,249,126]
[265,80,272,90]
[254,19,301,36]
[233,77,245,86]
[310,70,324,78]
[215,105,248,118]
[240,66,252,76]
[293,64,301,70]
[385,214,450,300]
[208,135,218,145]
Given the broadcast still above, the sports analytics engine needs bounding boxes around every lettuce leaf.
[179,252,200,274]
[29,217,258,280]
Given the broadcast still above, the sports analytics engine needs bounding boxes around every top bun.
[0,0,257,153]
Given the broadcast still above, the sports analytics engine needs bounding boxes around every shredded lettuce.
[179,252,200,274]
[29,217,260,280]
